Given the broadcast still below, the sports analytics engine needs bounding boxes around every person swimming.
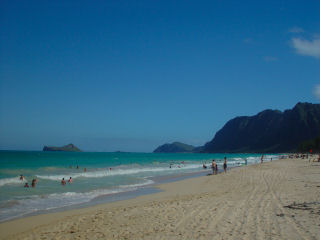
[31,179,37,188]
[68,177,72,183]
[61,178,66,185]
[24,182,29,188]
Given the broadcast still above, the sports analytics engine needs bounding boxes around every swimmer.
[31,179,37,188]
[61,178,66,185]
[24,183,29,188]
[68,177,72,183]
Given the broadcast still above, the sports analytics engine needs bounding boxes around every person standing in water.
[31,179,37,188]
[61,178,66,185]
[212,160,217,175]
[223,157,227,173]
[261,154,264,164]
[68,177,72,183]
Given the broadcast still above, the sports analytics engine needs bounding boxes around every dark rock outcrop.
[153,142,196,153]
[43,144,82,152]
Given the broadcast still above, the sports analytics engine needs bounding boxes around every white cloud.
[291,37,320,58]
[288,27,304,34]
[313,85,320,99]
[263,56,278,62]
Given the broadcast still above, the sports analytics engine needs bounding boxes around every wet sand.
[1,157,319,240]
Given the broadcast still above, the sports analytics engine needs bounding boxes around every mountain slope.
[203,102,320,153]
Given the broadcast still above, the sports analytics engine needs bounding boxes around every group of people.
[20,173,74,188]
[202,157,228,175]
[61,177,73,185]
[20,175,37,188]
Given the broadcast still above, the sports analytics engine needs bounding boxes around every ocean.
[0,151,279,222]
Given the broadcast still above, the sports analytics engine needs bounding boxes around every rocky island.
[43,144,82,152]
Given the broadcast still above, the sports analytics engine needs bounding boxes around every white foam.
[0,177,25,187]
[0,179,154,222]
[36,164,203,181]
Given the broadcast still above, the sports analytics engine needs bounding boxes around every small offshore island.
[43,144,82,152]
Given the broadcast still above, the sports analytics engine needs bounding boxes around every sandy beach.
[1,157,319,240]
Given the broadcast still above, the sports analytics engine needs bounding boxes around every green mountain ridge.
[154,102,320,153]
[203,102,320,153]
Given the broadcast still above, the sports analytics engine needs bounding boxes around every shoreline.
[0,166,220,223]
[1,157,319,239]
[0,160,243,223]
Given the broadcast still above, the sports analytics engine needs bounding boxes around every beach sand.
[1,157,319,240]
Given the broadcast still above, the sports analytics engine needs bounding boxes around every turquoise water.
[0,151,279,222]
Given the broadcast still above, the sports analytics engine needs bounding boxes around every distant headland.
[154,102,320,153]
[43,144,82,152]
[153,142,197,153]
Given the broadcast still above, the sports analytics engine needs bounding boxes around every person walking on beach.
[223,157,227,173]
[61,178,66,185]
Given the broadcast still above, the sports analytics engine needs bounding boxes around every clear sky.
[0,0,320,152]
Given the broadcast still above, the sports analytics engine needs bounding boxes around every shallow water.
[0,151,279,222]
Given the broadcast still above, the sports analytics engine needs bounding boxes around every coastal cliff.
[203,102,320,153]
[43,144,82,152]
[154,102,320,153]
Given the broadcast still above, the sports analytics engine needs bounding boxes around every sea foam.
[36,164,203,181]
[0,177,25,187]
[0,179,154,222]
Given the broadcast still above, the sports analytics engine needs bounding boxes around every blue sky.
[0,0,320,152]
